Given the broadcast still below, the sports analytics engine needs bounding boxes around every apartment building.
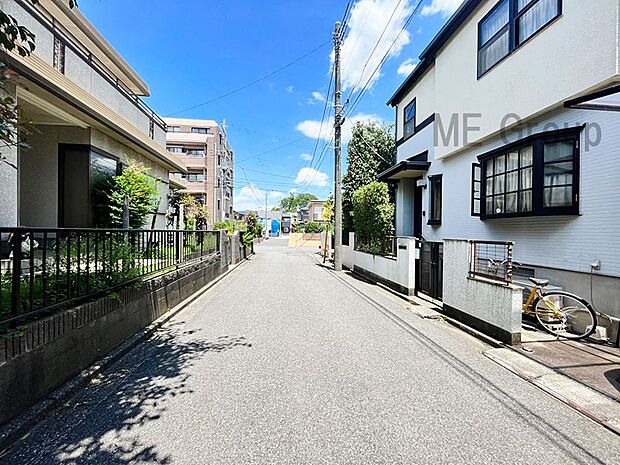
[164,118,234,224]
[0,0,186,229]
[383,0,620,319]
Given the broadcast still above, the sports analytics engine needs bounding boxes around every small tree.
[96,161,160,229]
[352,181,394,255]
[343,122,395,237]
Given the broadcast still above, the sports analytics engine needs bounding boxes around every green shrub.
[304,222,324,233]
[352,181,394,255]
[213,220,235,235]
[95,161,160,229]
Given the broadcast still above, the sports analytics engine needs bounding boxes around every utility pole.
[264,192,268,238]
[333,21,343,271]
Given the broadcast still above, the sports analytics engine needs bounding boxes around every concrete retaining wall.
[443,239,523,345]
[0,256,223,427]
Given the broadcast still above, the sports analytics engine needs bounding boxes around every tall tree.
[277,192,318,213]
[342,122,395,235]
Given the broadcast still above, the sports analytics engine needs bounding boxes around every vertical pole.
[10,232,22,322]
[122,195,130,229]
[333,21,343,272]
[264,192,268,238]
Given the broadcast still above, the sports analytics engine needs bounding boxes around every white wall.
[394,0,620,159]
[395,67,435,141]
[443,239,523,343]
[419,107,620,281]
[347,235,417,295]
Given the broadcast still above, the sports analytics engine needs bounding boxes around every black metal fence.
[0,228,219,327]
[469,240,514,284]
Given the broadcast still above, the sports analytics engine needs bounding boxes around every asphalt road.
[3,238,620,464]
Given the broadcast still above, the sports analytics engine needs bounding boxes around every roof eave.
[386,0,483,107]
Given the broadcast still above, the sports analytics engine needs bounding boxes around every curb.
[483,348,620,436]
[316,256,620,436]
[0,257,251,455]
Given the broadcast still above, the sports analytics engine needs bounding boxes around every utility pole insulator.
[333,21,343,272]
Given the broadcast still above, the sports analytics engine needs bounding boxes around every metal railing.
[0,228,219,327]
[469,240,514,284]
[15,0,167,132]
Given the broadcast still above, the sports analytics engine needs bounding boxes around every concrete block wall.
[0,256,224,427]
[443,239,523,345]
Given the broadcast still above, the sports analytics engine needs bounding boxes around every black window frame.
[403,99,417,141]
[471,163,481,216]
[191,127,211,134]
[167,126,181,133]
[428,174,442,226]
[478,126,581,220]
[478,0,562,78]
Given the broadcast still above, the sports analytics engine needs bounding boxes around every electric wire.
[166,40,332,117]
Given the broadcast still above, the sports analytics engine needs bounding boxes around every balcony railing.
[15,0,166,133]
[0,228,219,328]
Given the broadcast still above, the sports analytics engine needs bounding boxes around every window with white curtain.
[478,127,579,219]
[478,0,562,76]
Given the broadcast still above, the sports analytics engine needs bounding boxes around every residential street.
[3,239,620,465]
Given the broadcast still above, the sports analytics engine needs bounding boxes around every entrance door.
[418,241,443,301]
[413,184,423,238]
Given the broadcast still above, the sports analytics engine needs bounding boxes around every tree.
[0,1,77,166]
[352,182,394,255]
[342,122,395,236]
[278,192,318,212]
[96,161,160,229]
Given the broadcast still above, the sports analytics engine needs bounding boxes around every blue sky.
[80,0,463,210]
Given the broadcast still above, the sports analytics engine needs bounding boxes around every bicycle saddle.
[529,277,549,287]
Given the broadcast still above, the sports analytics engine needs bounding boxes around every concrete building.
[0,0,186,229]
[382,0,620,319]
[164,118,234,225]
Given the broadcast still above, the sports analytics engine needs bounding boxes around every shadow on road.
[4,326,252,465]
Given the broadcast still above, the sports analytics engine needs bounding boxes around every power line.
[344,0,406,104]
[166,40,331,117]
[237,136,308,163]
[345,0,424,118]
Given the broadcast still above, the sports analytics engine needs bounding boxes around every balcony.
[5,0,166,145]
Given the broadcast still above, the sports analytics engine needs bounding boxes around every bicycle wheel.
[533,291,597,340]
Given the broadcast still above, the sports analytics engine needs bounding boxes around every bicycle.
[488,259,598,340]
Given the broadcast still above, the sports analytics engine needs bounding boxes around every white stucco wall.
[443,239,523,338]
[394,0,620,159]
[418,107,620,281]
[352,236,417,294]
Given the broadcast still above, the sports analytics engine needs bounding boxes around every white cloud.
[337,0,413,92]
[295,167,329,187]
[285,85,294,93]
[312,91,326,102]
[397,58,418,76]
[300,153,313,161]
[235,185,285,211]
[305,98,317,105]
[421,0,464,17]
[296,112,384,144]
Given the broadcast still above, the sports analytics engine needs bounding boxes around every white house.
[382,0,620,322]
[0,0,186,229]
